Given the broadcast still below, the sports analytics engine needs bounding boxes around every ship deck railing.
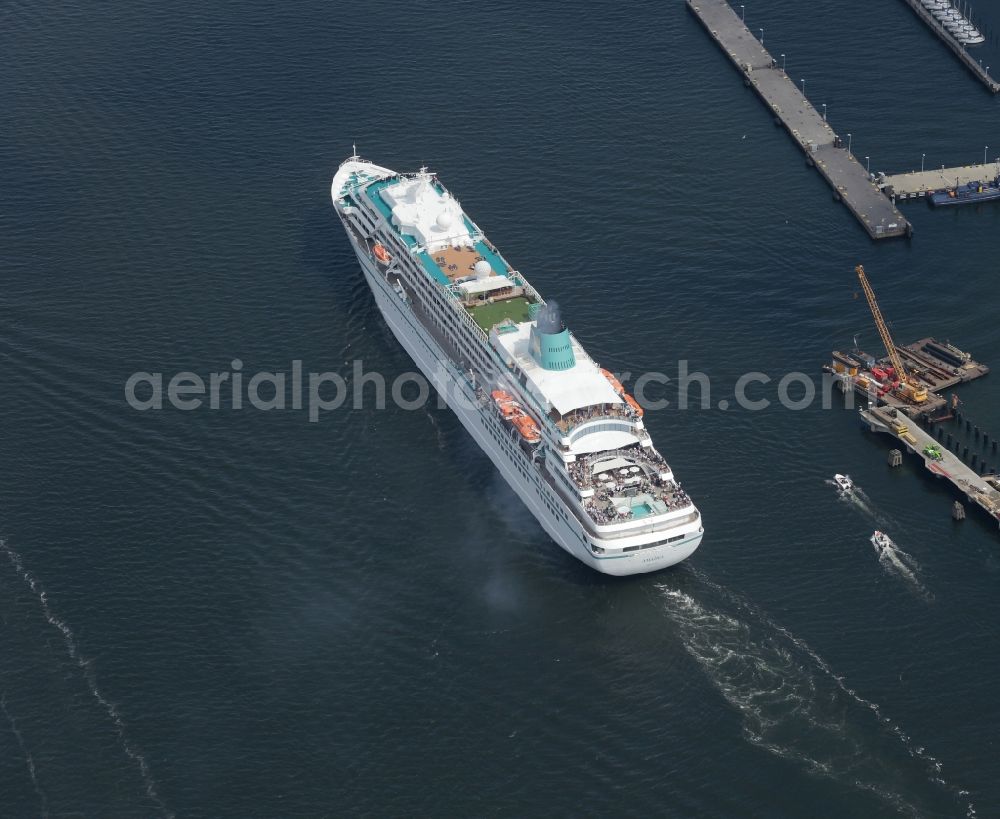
[556,403,640,434]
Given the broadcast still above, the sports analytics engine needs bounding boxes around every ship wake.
[655,577,974,818]
[0,539,173,818]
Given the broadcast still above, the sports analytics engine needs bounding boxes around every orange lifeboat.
[513,414,541,443]
[500,403,521,419]
[373,243,391,264]
[623,393,644,417]
[600,368,625,395]
[491,390,520,417]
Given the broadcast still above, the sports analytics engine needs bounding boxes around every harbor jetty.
[687,0,910,240]
[861,404,1000,530]
[898,0,1000,94]
[881,161,1000,200]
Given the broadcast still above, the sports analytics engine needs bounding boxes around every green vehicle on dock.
[923,444,943,461]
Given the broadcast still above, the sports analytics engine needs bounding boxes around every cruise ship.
[330,154,703,574]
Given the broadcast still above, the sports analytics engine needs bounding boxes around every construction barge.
[828,337,990,419]
[828,264,997,528]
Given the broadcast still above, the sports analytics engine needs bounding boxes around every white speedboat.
[834,473,854,493]
[871,530,893,552]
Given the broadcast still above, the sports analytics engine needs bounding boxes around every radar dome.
[474,259,492,278]
[436,212,453,229]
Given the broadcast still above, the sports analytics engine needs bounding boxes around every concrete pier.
[687,0,910,240]
[899,0,1000,94]
[861,405,1000,529]
[882,161,1000,199]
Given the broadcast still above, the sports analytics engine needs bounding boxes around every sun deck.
[566,445,692,524]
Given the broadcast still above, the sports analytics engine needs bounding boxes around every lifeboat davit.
[373,243,391,264]
[623,393,644,417]
[600,368,625,395]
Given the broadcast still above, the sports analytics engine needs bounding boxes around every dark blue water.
[3,0,999,816]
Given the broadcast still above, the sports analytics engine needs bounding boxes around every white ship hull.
[344,231,702,575]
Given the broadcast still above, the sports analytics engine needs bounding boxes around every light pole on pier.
[865,155,870,174]
[780,53,785,72]
[986,146,990,165]
[801,78,805,95]
[847,133,852,155]
[759,28,764,47]
[822,103,827,121]
[740,4,745,21]
[922,153,925,172]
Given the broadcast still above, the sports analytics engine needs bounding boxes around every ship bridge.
[379,170,474,252]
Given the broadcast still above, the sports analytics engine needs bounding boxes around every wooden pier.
[899,0,1000,94]
[861,404,1000,530]
[881,161,1000,200]
[687,0,911,240]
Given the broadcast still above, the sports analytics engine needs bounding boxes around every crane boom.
[855,265,927,403]
[855,265,907,380]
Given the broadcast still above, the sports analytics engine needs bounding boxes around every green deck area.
[466,296,533,331]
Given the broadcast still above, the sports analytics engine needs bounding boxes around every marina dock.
[687,0,911,240]
[861,404,1000,529]
[899,0,1000,94]
[881,161,1000,200]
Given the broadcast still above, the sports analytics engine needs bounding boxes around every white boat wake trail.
[1,693,48,817]
[827,480,931,599]
[656,575,975,818]
[871,532,930,600]
[827,480,892,528]
[0,539,173,819]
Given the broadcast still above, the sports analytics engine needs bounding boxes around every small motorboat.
[834,473,854,492]
[871,530,893,552]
